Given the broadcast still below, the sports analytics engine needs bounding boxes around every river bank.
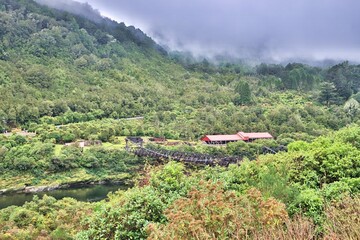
[0,178,130,195]
[0,182,130,209]
[0,169,132,195]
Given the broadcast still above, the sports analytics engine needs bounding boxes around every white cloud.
[41,0,360,62]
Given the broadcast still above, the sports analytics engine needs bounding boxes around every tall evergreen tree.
[234,80,252,105]
[318,82,339,106]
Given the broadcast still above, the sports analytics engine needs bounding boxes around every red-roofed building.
[237,132,273,141]
[201,131,273,144]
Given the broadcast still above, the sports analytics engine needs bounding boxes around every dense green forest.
[0,126,359,239]
[0,0,359,239]
[1,0,360,134]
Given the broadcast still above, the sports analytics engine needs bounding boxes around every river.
[0,183,128,209]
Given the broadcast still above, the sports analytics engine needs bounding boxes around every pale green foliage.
[288,140,309,152]
[0,195,92,239]
[322,181,351,201]
[150,161,188,194]
[344,98,359,118]
[289,189,324,224]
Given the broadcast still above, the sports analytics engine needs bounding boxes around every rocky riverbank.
[0,179,129,196]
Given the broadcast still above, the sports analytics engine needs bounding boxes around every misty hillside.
[34,0,167,54]
[0,0,360,139]
[0,0,186,123]
[35,0,105,23]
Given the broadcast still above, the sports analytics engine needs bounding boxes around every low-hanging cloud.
[39,0,360,63]
[35,0,105,22]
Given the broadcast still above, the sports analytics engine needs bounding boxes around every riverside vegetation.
[0,0,359,239]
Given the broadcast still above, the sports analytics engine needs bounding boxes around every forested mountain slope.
[0,0,360,139]
[0,0,185,126]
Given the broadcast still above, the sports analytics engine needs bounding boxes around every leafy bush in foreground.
[147,182,288,239]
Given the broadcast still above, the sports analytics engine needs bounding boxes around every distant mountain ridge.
[28,0,352,67]
[35,0,104,23]
[34,0,166,54]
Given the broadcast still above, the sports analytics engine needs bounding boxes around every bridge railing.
[125,137,286,166]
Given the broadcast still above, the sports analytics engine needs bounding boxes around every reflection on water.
[0,184,128,209]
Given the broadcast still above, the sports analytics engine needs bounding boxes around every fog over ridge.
[36,0,360,64]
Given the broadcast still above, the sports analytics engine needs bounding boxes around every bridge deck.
[125,138,241,166]
[125,137,285,166]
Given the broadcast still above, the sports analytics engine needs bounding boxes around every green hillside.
[0,0,360,138]
[0,0,184,126]
[0,0,359,239]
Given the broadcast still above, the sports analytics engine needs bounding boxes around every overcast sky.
[72,0,360,62]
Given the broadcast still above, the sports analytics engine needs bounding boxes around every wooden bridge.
[125,137,241,166]
[125,137,286,167]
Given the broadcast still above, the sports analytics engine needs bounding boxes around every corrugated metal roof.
[204,135,242,141]
[240,132,273,139]
[202,132,273,142]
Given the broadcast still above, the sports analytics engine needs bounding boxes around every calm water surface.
[0,184,128,209]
